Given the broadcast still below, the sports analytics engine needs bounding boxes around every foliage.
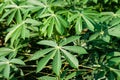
[0,0,120,80]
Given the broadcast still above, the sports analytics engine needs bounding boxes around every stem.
[57,75,60,80]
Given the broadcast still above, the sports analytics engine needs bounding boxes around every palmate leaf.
[52,50,61,76]
[5,18,40,43]
[61,49,78,68]
[30,48,54,60]
[5,21,25,43]
[10,26,22,45]
[37,50,56,72]
[59,36,80,46]
[69,10,96,34]
[63,46,87,55]
[39,11,67,36]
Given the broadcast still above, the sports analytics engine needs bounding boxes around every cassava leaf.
[30,48,54,60]
[59,36,80,46]
[37,50,56,72]
[10,59,25,65]
[37,40,57,47]
[52,50,61,76]
[61,49,78,68]
[63,46,87,55]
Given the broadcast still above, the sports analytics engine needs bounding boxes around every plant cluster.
[0,0,120,80]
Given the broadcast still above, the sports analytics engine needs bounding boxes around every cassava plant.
[0,0,120,80]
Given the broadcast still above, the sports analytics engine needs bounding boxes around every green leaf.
[108,71,115,80]
[0,3,4,14]
[0,9,14,20]
[37,50,56,72]
[68,14,78,22]
[3,64,10,79]
[102,34,110,43]
[10,59,25,65]
[21,25,27,39]
[30,48,54,60]
[110,18,120,26]
[57,15,68,28]
[93,0,98,3]
[52,50,61,76]
[7,10,16,25]
[5,21,25,42]
[27,0,45,6]
[25,19,40,25]
[75,17,82,34]
[63,46,87,55]
[82,15,94,31]
[65,71,81,80]
[113,0,118,3]
[47,18,54,37]
[108,25,120,38]
[16,9,22,23]
[41,17,52,33]
[109,57,120,65]
[0,47,13,56]
[37,40,57,47]
[61,49,78,68]
[10,26,22,45]
[104,0,109,3]
[110,68,120,79]
[107,52,120,58]
[37,76,57,80]
[89,32,99,41]
[59,36,80,46]
[39,13,51,18]
[54,16,64,35]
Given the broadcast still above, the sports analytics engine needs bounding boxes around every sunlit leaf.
[63,46,87,55]
[52,50,61,76]
[37,40,57,47]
